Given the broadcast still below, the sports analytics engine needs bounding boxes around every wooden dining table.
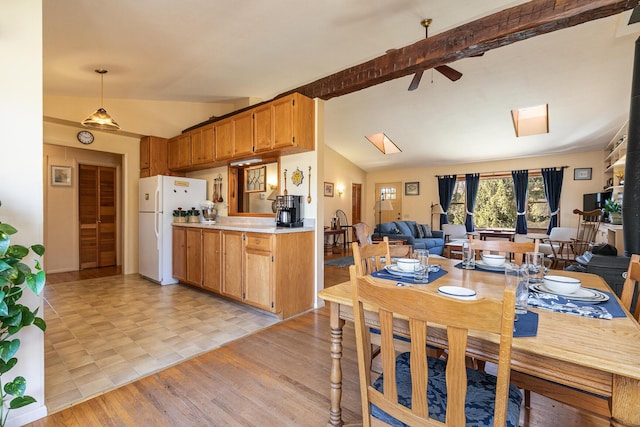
[318,257,640,427]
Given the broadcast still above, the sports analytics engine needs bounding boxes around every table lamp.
[431,203,445,229]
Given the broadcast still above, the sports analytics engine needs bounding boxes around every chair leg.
[525,389,531,409]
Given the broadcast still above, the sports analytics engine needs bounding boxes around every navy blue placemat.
[372,267,448,285]
[514,311,538,337]
[528,290,625,319]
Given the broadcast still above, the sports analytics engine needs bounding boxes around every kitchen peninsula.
[172,220,315,319]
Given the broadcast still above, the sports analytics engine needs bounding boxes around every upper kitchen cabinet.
[168,133,191,170]
[272,93,314,152]
[253,102,273,153]
[140,136,169,177]
[214,117,234,161]
[233,110,254,157]
[190,123,215,166]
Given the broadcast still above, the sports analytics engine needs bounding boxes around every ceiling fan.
[408,18,463,91]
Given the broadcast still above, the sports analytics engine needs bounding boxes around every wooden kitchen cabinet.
[202,229,221,293]
[233,110,254,157]
[272,93,314,151]
[140,136,169,177]
[252,103,273,153]
[172,227,187,282]
[243,233,273,311]
[168,134,191,169]
[185,228,203,285]
[221,230,243,300]
[190,124,215,166]
[214,118,234,160]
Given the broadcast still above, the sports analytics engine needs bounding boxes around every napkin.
[527,290,625,319]
[371,267,448,285]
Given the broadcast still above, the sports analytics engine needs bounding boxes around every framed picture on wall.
[573,167,592,181]
[404,181,420,196]
[51,165,72,186]
[324,182,334,197]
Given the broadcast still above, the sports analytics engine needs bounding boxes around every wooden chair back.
[469,237,538,264]
[571,208,603,256]
[621,254,640,322]
[352,237,391,276]
[350,265,516,426]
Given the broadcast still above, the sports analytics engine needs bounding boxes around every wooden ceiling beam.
[281,0,638,100]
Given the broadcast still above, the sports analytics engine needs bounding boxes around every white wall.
[0,2,47,425]
[322,146,367,229]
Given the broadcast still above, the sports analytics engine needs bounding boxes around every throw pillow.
[416,225,425,238]
[420,224,433,238]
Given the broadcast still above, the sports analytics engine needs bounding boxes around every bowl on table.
[481,253,506,267]
[396,258,419,272]
[543,275,581,294]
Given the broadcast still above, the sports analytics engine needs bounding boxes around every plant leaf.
[33,317,46,332]
[26,271,46,295]
[0,357,17,374]
[0,339,20,363]
[4,376,26,397]
[30,244,45,257]
[0,224,17,236]
[9,395,36,409]
[6,245,28,260]
[0,300,8,317]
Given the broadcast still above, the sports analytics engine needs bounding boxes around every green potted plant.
[0,207,46,426]
[604,198,622,225]
[172,207,187,223]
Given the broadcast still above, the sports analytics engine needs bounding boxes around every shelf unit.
[603,121,627,204]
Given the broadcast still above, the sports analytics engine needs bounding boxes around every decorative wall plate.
[291,167,304,186]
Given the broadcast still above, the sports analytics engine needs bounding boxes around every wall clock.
[77,130,94,145]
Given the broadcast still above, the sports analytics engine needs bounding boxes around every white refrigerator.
[139,175,207,285]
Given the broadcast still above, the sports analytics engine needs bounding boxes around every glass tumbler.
[505,262,529,314]
[525,252,545,284]
[461,242,475,269]
[413,249,429,283]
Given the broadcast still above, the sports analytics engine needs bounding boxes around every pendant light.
[82,69,120,131]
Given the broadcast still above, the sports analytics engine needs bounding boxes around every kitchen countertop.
[172,222,315,234]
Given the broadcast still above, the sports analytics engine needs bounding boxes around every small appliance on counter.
[200,200,217,223]
[276,195,304,227]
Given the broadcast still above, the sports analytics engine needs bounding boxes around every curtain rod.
[435,165,568,178]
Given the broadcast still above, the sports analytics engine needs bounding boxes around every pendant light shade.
[82,69,120,131]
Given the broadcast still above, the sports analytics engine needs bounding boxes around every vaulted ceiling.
[44,1,640,171]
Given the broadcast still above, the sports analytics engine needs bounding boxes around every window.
[380,186,397,200]
[447,174,550,229]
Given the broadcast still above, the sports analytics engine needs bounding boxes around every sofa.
[374,220,445,255]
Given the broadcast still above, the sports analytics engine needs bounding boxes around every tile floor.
[44,274,280,413]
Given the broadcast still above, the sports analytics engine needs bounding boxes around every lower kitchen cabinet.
[173,226,314,319]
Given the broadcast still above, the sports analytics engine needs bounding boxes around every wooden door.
[374,182,402,225]
[186,228,203,285]
[79,164,117,269]
[202,229,221,293]
[351,183,362,242]
[221,230,243,301]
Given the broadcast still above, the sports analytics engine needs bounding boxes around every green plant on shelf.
[604,198,622,214]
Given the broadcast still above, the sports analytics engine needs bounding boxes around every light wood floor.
[27,252,609,426]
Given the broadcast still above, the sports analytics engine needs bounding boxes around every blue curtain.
[464,173,480,232]
[542,167,564,234]
[438,175,457,226]
[512,170,529,234]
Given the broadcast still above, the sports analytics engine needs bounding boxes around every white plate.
[438,286,477,299]
[529,283,609,302]
[475,260,507,271]
[384,265,415,277]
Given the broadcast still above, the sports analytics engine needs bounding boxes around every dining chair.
[546,208,603,269]
[351,266,522,426]
[620,253,640,322]
[353,222,372,246]
[469,237,538,264]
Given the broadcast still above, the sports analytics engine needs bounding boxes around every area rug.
[324,256,354,268]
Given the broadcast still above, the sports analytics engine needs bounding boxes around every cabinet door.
[186,228,203,286]
[272,96,295,149]
[244,249,272,311]
[214,119,234,160]
[221,230,243,300]
[140,136,150,169]
[202,229,221,293]
[253,104,273,153]
[191,124,215,165]
[233,111,254,157]
[172,227,186,281]
[168,134,191,170]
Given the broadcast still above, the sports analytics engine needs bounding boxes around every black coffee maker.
[276,195,304,227]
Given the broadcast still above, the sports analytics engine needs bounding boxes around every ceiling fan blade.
[435,65,463,81]
[408,71,423,91]
[629,6,640,25]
